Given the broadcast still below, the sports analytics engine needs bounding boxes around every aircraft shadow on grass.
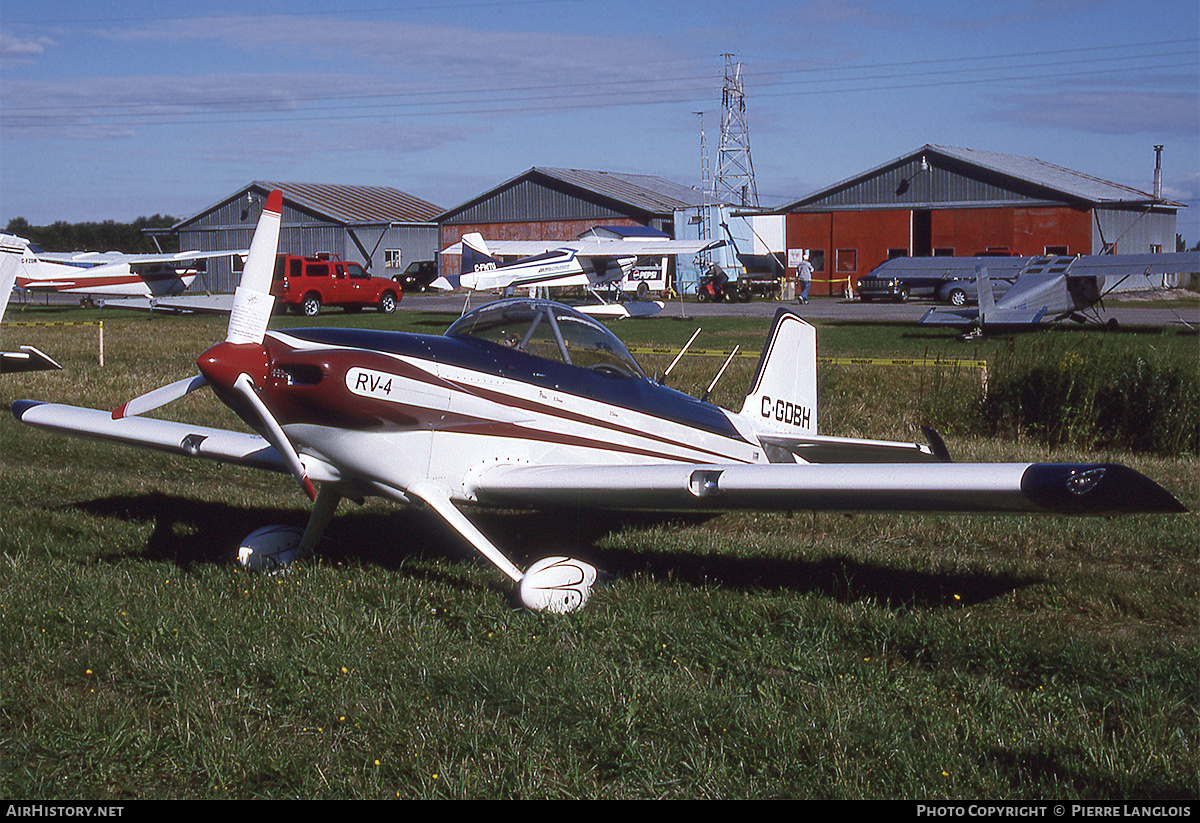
[73,493,1039,608]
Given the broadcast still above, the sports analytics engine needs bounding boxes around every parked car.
[272,254,401,316]
[857,263,942,302]
[392,260,439,293]
[934,275,1016,306]
[858,254,1025,304]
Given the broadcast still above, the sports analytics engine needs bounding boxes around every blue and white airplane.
[437,232,725,317]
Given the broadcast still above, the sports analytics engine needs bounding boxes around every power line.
[3,42,1194,129]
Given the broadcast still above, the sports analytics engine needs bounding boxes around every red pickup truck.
[271,254,401,316]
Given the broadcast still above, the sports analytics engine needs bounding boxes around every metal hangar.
[435,167,710,284]
[174,181,442,292]
[775,145,1184,296]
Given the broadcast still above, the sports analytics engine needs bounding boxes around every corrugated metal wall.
[1094,208,1178,254]
[444,179,631,225]
[808,157,1064,210]
[179,197,438,292]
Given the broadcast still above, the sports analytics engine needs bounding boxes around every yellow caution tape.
[3,320,103,328]
[628,346,985,369]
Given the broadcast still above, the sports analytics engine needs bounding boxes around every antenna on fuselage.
[700,345,740,403]
[661,327,702,383]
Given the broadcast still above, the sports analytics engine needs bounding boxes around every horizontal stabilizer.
[1,346,62,374]
[920,307,979,325]
[758,434,937,464]
[575,301,664,319]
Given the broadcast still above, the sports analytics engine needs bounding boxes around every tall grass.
[981,340,1199,455]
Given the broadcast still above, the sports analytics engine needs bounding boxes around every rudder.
[738,308,817,436]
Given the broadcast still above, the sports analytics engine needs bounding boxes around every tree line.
[5,215,180,254]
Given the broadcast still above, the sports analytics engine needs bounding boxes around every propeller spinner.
[112,190,314,500]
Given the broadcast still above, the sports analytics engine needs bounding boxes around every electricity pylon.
[713,54,758,208]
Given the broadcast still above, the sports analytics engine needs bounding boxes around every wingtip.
[1021,463,1188,515]
[112,403,127,420]
[264,189,282,215]
[11,399,41,420]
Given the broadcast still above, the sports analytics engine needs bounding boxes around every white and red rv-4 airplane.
[12,192,1187,612]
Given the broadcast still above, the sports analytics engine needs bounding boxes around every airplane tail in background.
[737,308,817,437]
[460,233,497,272]
[457,233,502,290]
[975,263,995,325]
[428,232,499,291]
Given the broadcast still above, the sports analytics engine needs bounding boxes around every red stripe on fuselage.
[260,336,753,465]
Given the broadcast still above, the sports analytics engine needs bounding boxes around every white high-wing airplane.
[2,232,246,299]
[917,252,1200,331]
[12,192,1186,613]
[436,232,724,316]
[1,254,62,373]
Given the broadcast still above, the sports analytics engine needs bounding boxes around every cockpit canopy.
[446,299,645,379]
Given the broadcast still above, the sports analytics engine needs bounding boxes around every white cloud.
[991,91,1200,136]
[0,33,55,61]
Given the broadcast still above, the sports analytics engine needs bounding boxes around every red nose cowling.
[197,341,270,406]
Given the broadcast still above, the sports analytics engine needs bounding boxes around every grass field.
[1,304,1196,799]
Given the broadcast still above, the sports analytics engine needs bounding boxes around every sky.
[3,0,1198,243]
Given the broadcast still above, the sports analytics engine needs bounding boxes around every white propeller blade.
[232,373,315,501]
[112,373,208,419]
[226,189,283,346]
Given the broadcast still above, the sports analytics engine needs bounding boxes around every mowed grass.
[1,303,1197,800]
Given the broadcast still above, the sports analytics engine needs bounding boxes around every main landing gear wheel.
[519,556,600,613]
[237,525,303,572]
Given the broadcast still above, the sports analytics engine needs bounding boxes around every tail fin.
[458,232,501,290]
[738,308,817,436]
[975,263,994,324]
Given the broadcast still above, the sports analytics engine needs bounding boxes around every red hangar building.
[772,144,1184,296]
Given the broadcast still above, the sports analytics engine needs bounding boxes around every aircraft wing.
[464,461,1186,515]
[442,239,724,258]
[10,400,337,481]
[867,256,1028,279]
[1058,251,1200,280]
[33,249,247,266]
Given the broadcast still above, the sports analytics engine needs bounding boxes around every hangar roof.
[777,144,1183,212]
[177,181,442,229]
[258,181,443,224]
[532,167,709,212]
[438,167,709,224]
